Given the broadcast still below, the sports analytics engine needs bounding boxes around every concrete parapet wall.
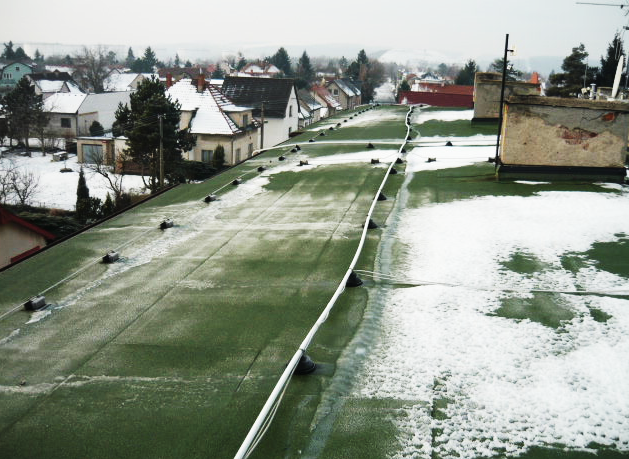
[473,72,540,120]
[501,95,629,168]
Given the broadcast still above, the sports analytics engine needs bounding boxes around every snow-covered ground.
[0,152,148,210]
[346,110,629,458]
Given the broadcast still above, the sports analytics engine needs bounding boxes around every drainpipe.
[496,33,510,165]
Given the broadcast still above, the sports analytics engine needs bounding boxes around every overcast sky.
[2,0,628,64]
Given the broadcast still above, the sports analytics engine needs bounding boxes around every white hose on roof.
[233,105,413,459]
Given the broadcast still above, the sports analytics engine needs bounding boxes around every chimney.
[166,73,173,88]
[197,71,204,93]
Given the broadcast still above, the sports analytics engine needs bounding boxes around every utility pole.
[496,33,512,165]
[260,101,265,150]
[158,114,164,188]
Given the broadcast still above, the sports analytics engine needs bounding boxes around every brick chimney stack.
[166,73,173,88]
[197,69,204,93]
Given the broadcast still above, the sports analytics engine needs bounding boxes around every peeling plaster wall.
[501,96,629,168]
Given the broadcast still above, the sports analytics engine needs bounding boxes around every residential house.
[26,71,83,98]
[158,67,206,83]
[240,62,282,78]
[0,61,34,93]
[311,85,342,118]
[43,93,88,138]
[167,78,260,165]
[0,206,55,268]
[327,79,361,110]
[297,89,322,128]
[103,70,156,92]
[78,92,132,133]
[221,76,299,149]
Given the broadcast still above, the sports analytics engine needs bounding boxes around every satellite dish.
[612,54,624,98]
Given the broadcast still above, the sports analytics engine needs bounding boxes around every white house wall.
[261,87,299,149]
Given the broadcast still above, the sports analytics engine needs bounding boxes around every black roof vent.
[24,296,47,311]
[102,251,119,263]
[160,219,174,230]
[204,194,217,202]
[371,158,380,164]
[367,143,375,149]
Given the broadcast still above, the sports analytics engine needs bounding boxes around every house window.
[15,66,20,71]
[332,89,339,96]
[248,143,253,157]
[202,150,213,163]
[242,114,248,127]
[288,127,292,136]
[235,148,241,163]
[289,105,293,117]
[61,118,71,128]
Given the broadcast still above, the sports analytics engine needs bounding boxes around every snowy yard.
[0,151,148,210]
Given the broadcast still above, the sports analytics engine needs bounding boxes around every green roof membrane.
[0,105,406,459]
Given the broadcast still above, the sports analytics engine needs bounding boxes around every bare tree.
[75,46,110,93]
[11,169,40,205]
[0,159,17,204]
[84,147,127,204]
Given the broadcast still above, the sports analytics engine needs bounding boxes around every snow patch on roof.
[44,93,87,113]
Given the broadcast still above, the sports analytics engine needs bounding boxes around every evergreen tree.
[399,79,411,92]
[489,57,522,81]
[174,53,181,68]
[34,49,44,63]
[339,56,348,73]
[114,77,195,192]
[454,59,478,85]
[125,47,135,67]
[1,41,15,60]
[357,49,369,65]
[296,51,314,89]
[211,64,225,79]
[102,192,115,216]
[89,120,105,136]
[184,60,192,68]
[212,144,225,169]
[270,47,293,76]
[547,44,591,97]
[106,51,118,65]
[64,54,74,65]
[597,33,625,87]
[75,167,91,222]
[14,47,29,60]
[1,77,49,152]
[236,55,247,71]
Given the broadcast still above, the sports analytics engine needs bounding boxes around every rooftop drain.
[24,296,47,311]
[257,166,266,172]
[446,141,453,146]
[278,156,286,161]
[377,192,387,201]
[309,139,315,143]
[406,135,411,141]
[232,178,242,186]
[336,123,341,127]
[160,219,174,230]
[329,126,334,130]
[367,143,375,149]
[427,158,436,163]
[319,131,325,136]
[346,270,363,287]
[299,160,309,166]
[371,158,380,164]
[367,218,379,229]
[295,354,317,375]
[344,119,348,122]
[102,251,119,263]
[295,145,301,151]
[204,194,217,203]
[395,157,404,164]
[401,148,407,153]
[291,148,297,153]
[389,168,398,175]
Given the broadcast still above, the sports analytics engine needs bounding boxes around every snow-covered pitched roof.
[167,80,244,136]
[297,89,323,111]
[44,93,88,113]
[104,73,139,92]
[334,79,361,97]
[312,85,342,110]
